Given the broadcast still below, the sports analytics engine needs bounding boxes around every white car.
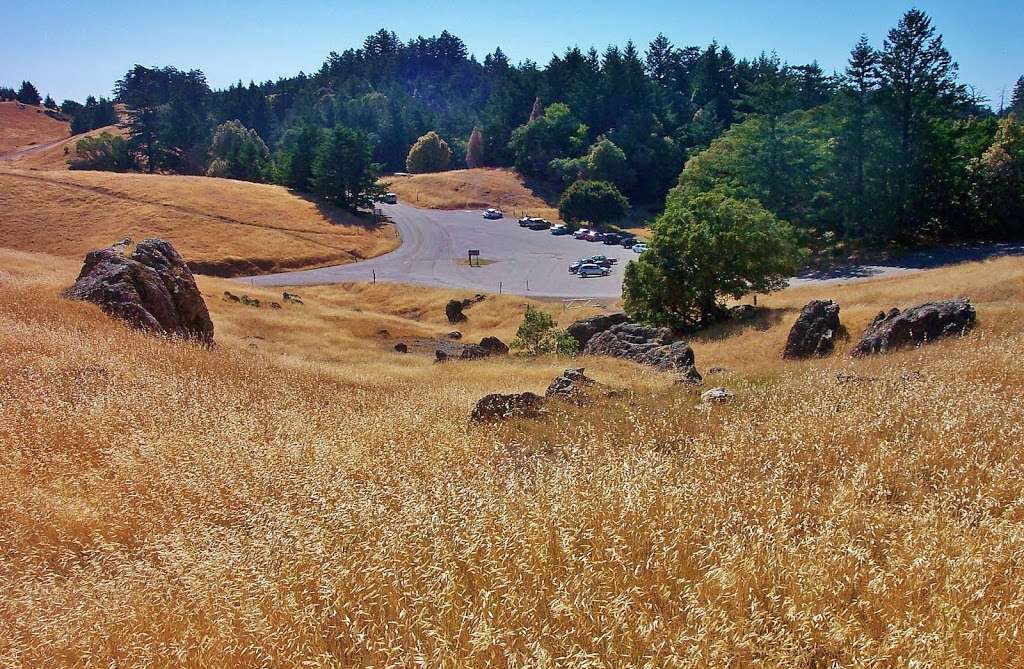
[483,208,503,220]
[632,242,648,253]
[578,263,611,278]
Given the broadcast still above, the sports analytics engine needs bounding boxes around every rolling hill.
[385,167,561,221]
[0,101,69,155]
[0,168,399,276]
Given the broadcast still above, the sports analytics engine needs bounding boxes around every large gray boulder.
[65,238,214,344]
[852,298,976,356]
[584,323,696,374]
[566,312,630,348]
[784,299,841,359]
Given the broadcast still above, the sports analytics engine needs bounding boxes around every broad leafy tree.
[623,190,803,328]
[406,131,452,173]
[207,120,270,181]
[557,180,629,227]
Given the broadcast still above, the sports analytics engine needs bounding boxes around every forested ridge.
[10,9,1024,247]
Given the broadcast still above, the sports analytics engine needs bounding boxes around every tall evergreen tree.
[1009,76,1024,117]
[16,80,41,106]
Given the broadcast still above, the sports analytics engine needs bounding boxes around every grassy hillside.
[2,244,1024,665]
[0,102,69,155]
[0,168,398,276]
[2,123,125,170]
[385,167,561,220]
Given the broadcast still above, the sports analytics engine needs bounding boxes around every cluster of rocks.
[470,367,612,422]
[430,335,510,363]
[783,297,976,359]
[65,238,214,344]
[223,291,282,309]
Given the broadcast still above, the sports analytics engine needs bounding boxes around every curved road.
[244,201,1024,297]
[246,202,635,298]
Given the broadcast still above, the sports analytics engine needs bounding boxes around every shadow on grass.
[689,307,788,343]
[294,192,392,232]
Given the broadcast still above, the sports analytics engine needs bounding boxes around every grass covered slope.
[2,247,1024,665]
[2,123,125,170]
[0,102,69,155]
[386,167,561,220]
[0,168,398,276]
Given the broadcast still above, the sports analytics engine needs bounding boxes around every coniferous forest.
[15,9,1024,247]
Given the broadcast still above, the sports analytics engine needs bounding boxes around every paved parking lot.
[247,202,637,298]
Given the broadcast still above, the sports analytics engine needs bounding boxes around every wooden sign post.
[467,249,481,267]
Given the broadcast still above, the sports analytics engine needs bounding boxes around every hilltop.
[0,101,68,155]
[385,168,561,221]
[2,242,1024,665]
[1,124,124,170]
[0,168,398,276]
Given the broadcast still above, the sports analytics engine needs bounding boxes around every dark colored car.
[550,225,572,235]
[602,233,621,245]
[528,219,552,230]
[620,236,637,248]
[585,231,605,242]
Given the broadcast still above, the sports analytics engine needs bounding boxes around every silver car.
[578,263,611,277]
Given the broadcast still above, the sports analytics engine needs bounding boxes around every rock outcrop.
[701,387,734,404]
[852,298,976,356]
[470,392,546,422]
[545,367,599,404]
[566,312,630,348]
[784,299,841,359]
[394,342,408,353]
[445,299,467,324]
[460,336,509,360]
[584,323,698,379]
[65,238,213,343]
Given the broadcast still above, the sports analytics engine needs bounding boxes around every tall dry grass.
[0,102,69,154]
[2,248,1024,666]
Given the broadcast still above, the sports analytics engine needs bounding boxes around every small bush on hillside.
[406,131,452,173]
[68,133,135,172]
[511,306,579,356]
[558,179,630,228]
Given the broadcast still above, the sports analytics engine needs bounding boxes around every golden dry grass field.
[385,167,562,221]
[0,168,398,276]
[3,237,1024,665]
[0,102,69,155]
[2,123,125,170]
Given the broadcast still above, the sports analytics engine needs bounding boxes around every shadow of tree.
[294,191,390,232]
[689,307,788,343]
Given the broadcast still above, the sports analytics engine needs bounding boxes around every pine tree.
[43,95,57,110]
[841,35,880,228]
[1009,76,1024,117]
[16,80,41,106]
[465,127,484,168]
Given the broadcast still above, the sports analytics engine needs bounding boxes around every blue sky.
[2,1,1021,108]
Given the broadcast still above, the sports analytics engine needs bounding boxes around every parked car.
[585,231,605,242]
[382,192,397,204]
[518,216,533,227]
[632,242,648,253]
[585,255,615,267]
[578,263,611,277]
[528,219,552,230]
[602,233,621,245]
[573,228,591,239]
[569,260,583,274]
[619,236,637,248]
[483,208,503,219]
[550,225,571,235]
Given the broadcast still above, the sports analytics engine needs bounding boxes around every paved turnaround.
[246,202,635,298]
[245,201,1024,297]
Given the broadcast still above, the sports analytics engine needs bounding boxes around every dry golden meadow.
[385,168,562,221]
[0,167,399,276]
[2,237,1024,666]
[0,102,69,155]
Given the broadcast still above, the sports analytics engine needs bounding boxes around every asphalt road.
[245,201,1024,297]
[246,202,637,298]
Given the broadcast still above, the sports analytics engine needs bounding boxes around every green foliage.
[206,120,270,182]
[509,102,588,179]
[1009,77,1024,118]
[557,180,630,227]
[69,96,119,135]
[510,306,579,356]
[406,131,451,173]
[16,80,40,106]
[43,95,57,110]
[584,137,633,189]
[273,124,323,192]
[68,133,135,172]
[312,125,382,211]
[971,114,1024,238]
[623,190,804,328]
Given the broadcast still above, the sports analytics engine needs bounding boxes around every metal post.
[499,281,502,294]
[372,269,376,284]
